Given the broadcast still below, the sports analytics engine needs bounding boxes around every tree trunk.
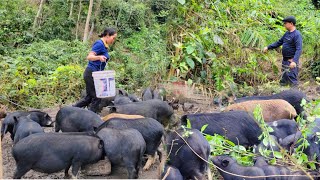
[33,0,45,31]
[89,21,95,40]
[83,0,94,42]
[69,0,74,18]
[75,0,82,40]
[88,0,102,40]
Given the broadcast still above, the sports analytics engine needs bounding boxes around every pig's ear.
[98,140,104,149]
[44,113,50,118]
[311,134,317,142]
[221,159,229,167]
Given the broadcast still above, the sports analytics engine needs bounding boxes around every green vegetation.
[0,40,87,108]
[0,0,319,108]
[181,100,320,176]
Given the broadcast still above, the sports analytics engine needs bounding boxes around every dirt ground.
[1,85,319,179]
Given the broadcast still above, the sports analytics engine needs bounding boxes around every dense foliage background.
[0,0,319,108]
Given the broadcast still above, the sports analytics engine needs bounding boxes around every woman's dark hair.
[98,28,117,38]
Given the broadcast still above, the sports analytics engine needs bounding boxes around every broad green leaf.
[187,79,193,85]
[273,151,282,159]
[186,45,195,54]
[262,138,268,146]
[200,71,207,78]
[186,57,195,69]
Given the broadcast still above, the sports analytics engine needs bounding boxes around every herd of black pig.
[1,88,320,179]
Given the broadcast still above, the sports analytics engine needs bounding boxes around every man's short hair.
[282,16,296,25]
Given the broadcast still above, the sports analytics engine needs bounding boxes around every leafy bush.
[0,0,36,54]
[107,26,170,90]
[0,40,88,108]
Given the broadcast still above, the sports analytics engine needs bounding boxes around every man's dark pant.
[280,58,299,86]
[74,68,101,113]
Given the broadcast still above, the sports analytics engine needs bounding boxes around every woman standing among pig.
[74,28,117,113]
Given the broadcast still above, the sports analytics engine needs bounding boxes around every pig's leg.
[124,155,139,179]
[71,162,81,179]
[64,164,71,178]
[13,164,31,179]
[127,166,138,179]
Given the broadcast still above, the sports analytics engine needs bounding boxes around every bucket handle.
[100,61,107,71]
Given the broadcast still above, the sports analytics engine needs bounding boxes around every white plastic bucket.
[92,70,116,98]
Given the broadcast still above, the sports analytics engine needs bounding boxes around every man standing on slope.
[264,16,303,87]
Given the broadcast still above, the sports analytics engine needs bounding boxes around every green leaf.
[187,79,193,85]
[300,98,307,107]
[186,57,195,69]
[273,151,283,159]
[205,134,213,141]
[308,162,316,170]
[179,62,188,70]
[262,138,269,146]
[186,45,195,54]
[206,52,216,59]
[269,158,276,165]
[267,127,274,133]
[236,145,246,152]
[186,119,192,128]
[301,153,308,161]
[200,71,207,78]
[177,0,186,5]
[201,124,208,133]
[226,140,236,146]
[213,35,224,45]
[194,56,202,64]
